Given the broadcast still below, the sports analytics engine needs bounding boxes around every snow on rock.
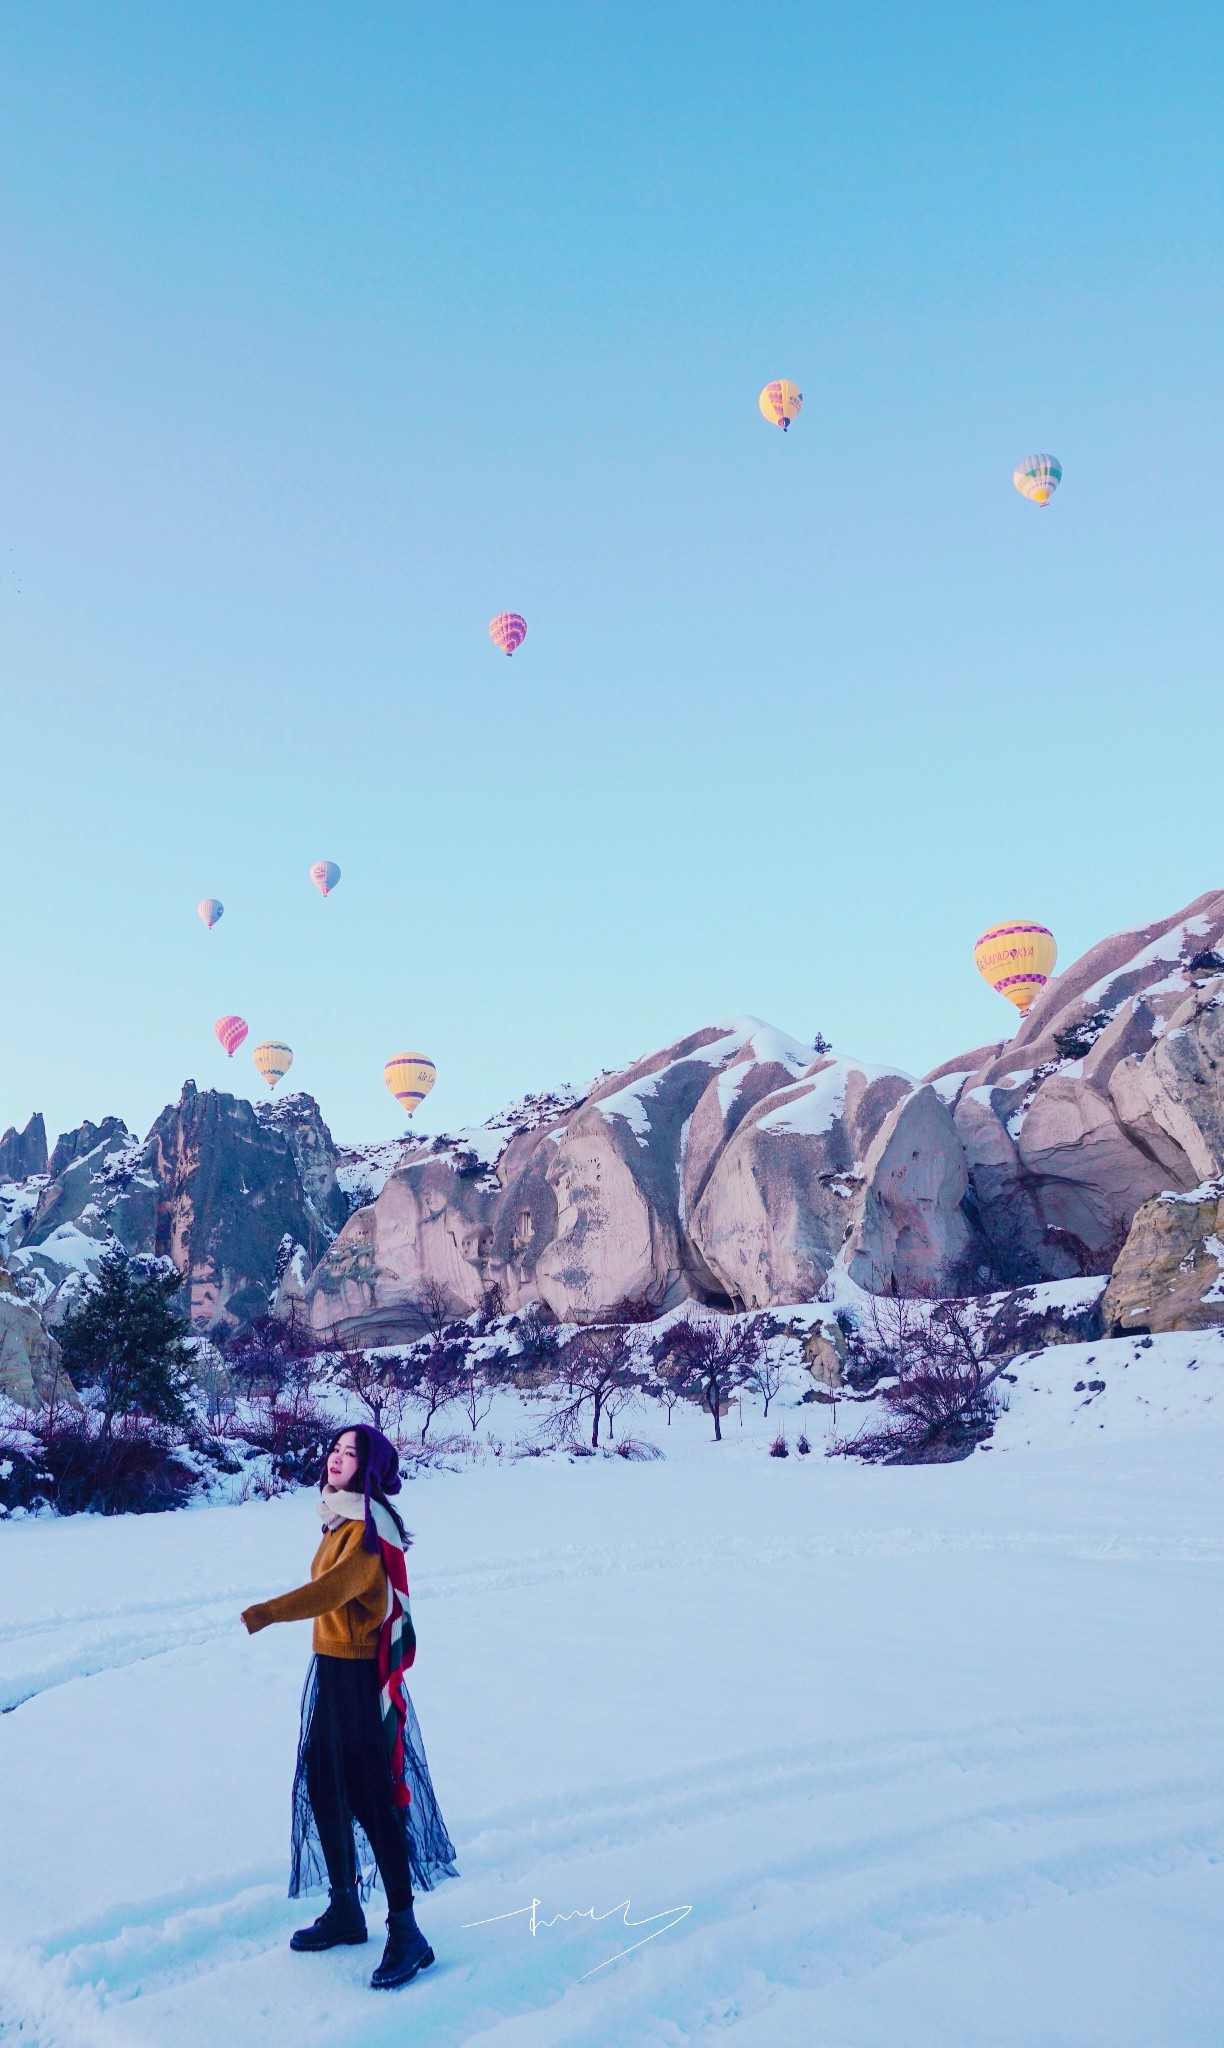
[1103,1176,1224,1335]
[305,1022,883,1333]
[928,889,1224,1287]
[689,1056,913,1310]
[4,1088,350,1332]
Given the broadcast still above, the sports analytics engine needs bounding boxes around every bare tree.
[457,1352,495,1432]
[222,1311,318,1401]
[652,1314,754,1442]
[406,1279,460,1345]
[326,1329,405,1435]
[739,1340,785,1418]
[402,1340,464,1443]
[645,1344,691,1426]
[546,1325,646,1450]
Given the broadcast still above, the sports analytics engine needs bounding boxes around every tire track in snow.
[27,1717,1224,2020]
[7,1516,1224,1711]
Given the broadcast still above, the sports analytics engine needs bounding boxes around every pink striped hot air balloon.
[214,1015,249,1059]
[489,612,527,657]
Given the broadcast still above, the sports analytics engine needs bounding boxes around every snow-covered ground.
[5,1341,1224,2047]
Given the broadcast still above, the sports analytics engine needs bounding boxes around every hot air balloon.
[198,898,224,930]
[1013,454,1062,506]
[215,1015,248,1059]
[758,380,802,431]
[310,860,341,897]
[384,1053,436,1115]
[489,612,527,656]
[974,921,1058,1017]
[253,1040,294,1091]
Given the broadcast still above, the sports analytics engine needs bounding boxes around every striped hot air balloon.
[384,1053,436,1115]
[310,859,341,897]
[215,1015,248,1059]
[489,612,527,656]
[758,380,803,430]
[974,920,1058,1017]
[198,897,224,929]
[253,1040,294,1090]
[1013,454,1062,506]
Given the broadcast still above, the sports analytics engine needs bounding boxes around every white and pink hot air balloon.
[310,860,341,897]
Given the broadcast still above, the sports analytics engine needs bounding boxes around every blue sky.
[1,4,1221,1149]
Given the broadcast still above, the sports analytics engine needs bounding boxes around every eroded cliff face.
[924,892,1224,1288]
[5,892,1224,1341]
[302,1024,918,1336]
[5,1087,347,1330]
[691,1057,914,1307]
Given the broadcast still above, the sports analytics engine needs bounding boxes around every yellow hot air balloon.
[253,1040,294,1090]
[974,921,1058,1017]
[758,380,802,431]
[384,1053,436,1115]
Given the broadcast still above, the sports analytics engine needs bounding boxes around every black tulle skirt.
[289,1653,459,1904]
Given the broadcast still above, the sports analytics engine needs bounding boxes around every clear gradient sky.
[1,5,1221,1149]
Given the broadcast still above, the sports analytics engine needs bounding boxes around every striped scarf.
[317,1487,418,1807]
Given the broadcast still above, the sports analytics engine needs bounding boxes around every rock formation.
[302,1023,914,1337]
[0,1272,63,1410]
[5,1087,347,1331]
[924,891,1224,1288]
[3,889,1224,1342]
[0,1113,47,1182]
[691,1056,912,1307]
[846,1084,984,1294]
[1103,1179,1224,1334]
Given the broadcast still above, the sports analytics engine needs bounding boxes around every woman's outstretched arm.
[241,1541,382,1633]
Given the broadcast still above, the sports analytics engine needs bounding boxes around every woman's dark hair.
[321,1423,410,1548]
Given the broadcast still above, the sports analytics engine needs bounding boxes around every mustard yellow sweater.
[241,1518,387,1659]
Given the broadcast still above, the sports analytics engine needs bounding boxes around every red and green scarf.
[319,1488,418,1807]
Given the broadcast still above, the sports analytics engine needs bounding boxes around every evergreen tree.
[59,1247,195,1440]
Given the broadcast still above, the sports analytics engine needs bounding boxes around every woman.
[241,1423,458,1991]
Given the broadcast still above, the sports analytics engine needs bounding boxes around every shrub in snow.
[769,1434,789,1458]
[239,1365,333,1485]
[612,1436,664,1460]
[1053,1009,1112,1062]
[796,1433,811,1455]
[0,1426,52,1515]
[31,1408,196,1515]
[604,1292,665,1325]
[829,1293,1015,1465]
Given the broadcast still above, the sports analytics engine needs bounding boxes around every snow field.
[3,1349,1224,2045]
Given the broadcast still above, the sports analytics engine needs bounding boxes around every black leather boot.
[370,1905,435,1989]
[290,1886,368,1951]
